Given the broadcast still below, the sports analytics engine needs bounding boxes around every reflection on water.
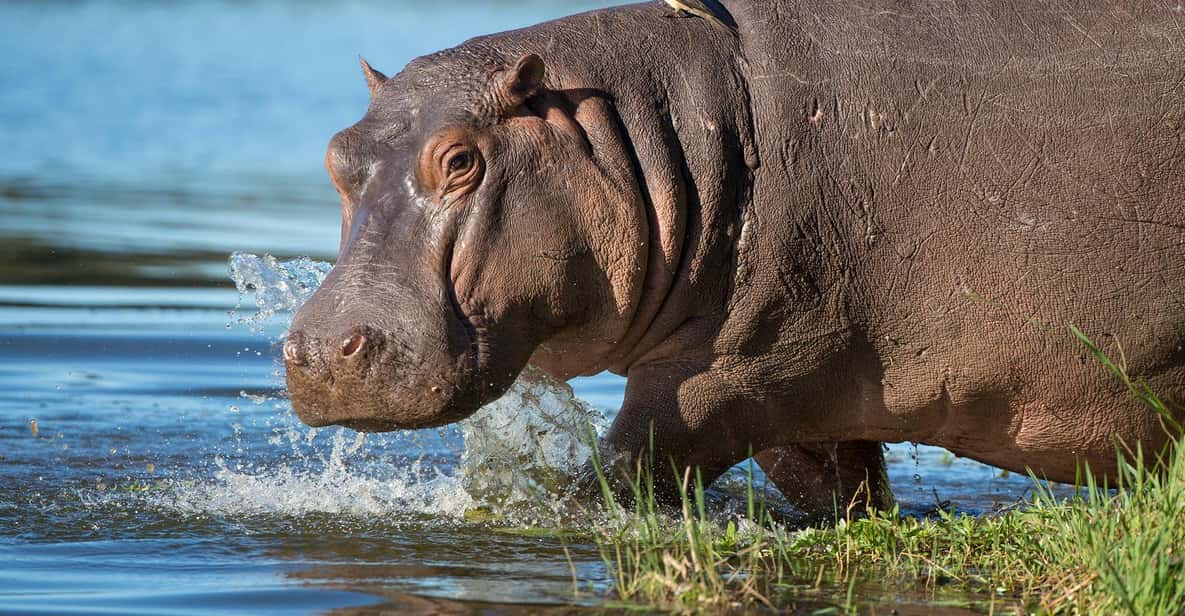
[0,175,337,287]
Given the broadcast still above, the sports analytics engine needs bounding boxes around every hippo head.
[284,48,647,431]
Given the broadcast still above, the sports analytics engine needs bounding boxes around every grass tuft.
[582,329,1185,613]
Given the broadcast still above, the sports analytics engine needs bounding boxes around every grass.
[581,328,1185,613]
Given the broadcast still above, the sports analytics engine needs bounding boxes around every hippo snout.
[283,325,392,426]
[283,328,371,366]
[282,319,486,431]
[284,325,384,378]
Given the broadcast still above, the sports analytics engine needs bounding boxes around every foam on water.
[143,253,608,525]
[163,430,478,520]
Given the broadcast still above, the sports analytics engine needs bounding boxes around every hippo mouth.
[444,238,483,383]
[337,418,406,432]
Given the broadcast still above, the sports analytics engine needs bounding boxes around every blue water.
[1,2,1058,613]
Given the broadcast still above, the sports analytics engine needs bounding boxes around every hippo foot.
[573,441,688,514]
[755,441,894,526]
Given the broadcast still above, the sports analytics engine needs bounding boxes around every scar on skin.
[808,98,824,124]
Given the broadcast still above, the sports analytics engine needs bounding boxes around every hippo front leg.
[755,441,894,523]
[598,362,755,504]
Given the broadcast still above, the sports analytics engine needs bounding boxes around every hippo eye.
[446,150,472,174]
[420,134,483,198]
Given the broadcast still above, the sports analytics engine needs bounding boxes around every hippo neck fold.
[591,16,758,374]
[481,2,759,375]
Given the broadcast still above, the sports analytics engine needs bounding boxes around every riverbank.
[589,329,1184,613]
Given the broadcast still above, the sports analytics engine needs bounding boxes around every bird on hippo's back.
[661,0,737,32]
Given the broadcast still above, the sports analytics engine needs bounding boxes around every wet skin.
[285,1,1185,516]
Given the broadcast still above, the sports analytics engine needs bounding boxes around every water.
[1,2,1063,613]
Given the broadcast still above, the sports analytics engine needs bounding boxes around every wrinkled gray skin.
[285,0,1185,518]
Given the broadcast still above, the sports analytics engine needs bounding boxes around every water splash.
[227,251,332,332]
[199,253,606,524]
[458,366,605,519]
[162,430,477,521]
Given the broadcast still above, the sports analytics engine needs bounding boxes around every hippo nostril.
[283,334,307,366]
[341,333,367,358]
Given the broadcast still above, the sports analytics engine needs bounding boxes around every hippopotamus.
[282,0,1185,517]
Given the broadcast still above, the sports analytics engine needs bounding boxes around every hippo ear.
[359,57,388,97]
[495,54,545,109]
